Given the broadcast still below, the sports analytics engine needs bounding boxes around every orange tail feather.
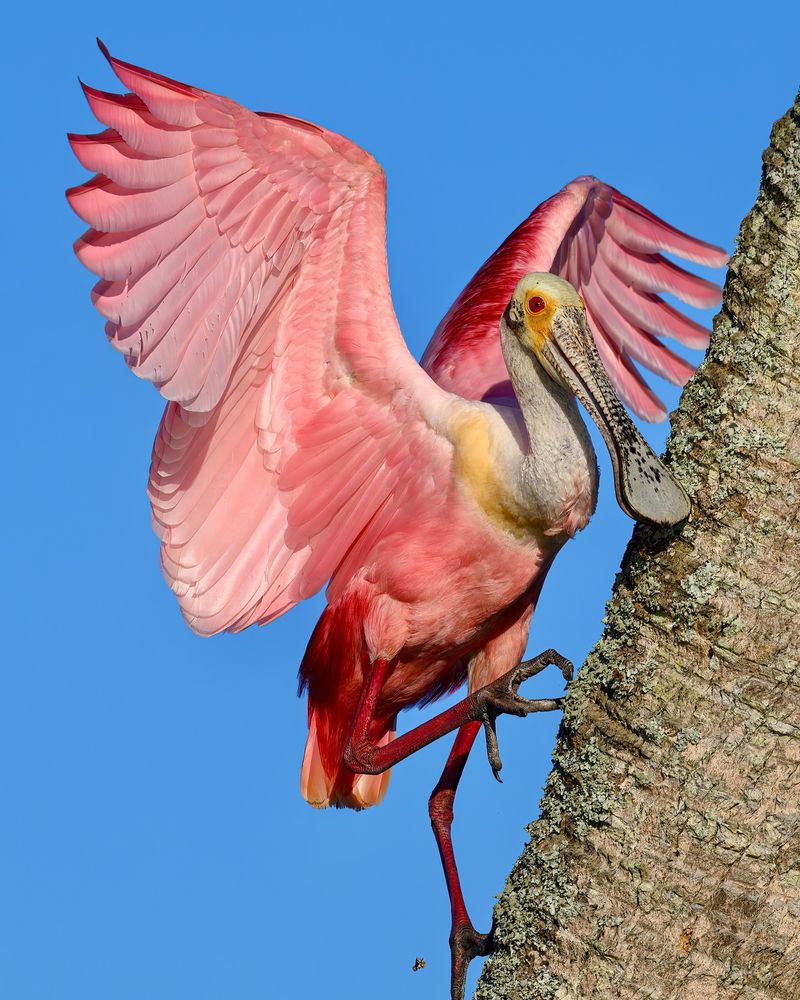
[298,595,395,810]
[300,711,394,810]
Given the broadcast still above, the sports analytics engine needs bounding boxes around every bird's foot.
[450,921,493,1000]
[470,649,573,780]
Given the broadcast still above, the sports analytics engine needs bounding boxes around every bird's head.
[502,273,691,527]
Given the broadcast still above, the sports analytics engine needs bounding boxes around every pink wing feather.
[422,177,727,421]
[70,46,726,637]
[69,43,451,635]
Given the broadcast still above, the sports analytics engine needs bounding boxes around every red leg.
[343,649,573,778]
[428,721,491,1000]
[343,657,477,774]
[343,653,572,1000]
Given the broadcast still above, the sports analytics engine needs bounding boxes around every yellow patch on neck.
[450,409,540,539]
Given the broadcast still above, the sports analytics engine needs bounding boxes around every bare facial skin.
[508,274,691,527]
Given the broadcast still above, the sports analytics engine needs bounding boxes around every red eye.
[528,296,546,314]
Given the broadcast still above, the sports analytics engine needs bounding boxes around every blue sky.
[2,4,797,999]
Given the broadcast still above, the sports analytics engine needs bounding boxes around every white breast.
[447,399,598,542]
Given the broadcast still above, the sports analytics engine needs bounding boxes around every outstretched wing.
[422,176,727,421]
[68,43,452,635]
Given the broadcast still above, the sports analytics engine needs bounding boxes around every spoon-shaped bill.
[545,308,691,527]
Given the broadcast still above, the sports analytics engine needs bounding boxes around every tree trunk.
[475,94,800,1000]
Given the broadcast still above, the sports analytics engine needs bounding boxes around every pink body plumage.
[68,43,726,810]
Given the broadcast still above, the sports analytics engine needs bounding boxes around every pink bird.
[67,42,726,1000]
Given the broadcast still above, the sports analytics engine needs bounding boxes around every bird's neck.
[499,320,598,532]
[499,322,586,455]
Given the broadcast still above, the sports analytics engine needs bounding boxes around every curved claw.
[513,696,564,714]
[551,650,575,684]
[482,716,503,781]
[470,649,573,779]
[514,649,574,690]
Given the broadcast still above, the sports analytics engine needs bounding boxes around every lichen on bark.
[476,93,800,1000]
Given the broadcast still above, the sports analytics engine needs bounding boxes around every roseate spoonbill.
[67,42,726,1000]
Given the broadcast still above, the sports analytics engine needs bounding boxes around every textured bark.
[476,94,800,1000]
